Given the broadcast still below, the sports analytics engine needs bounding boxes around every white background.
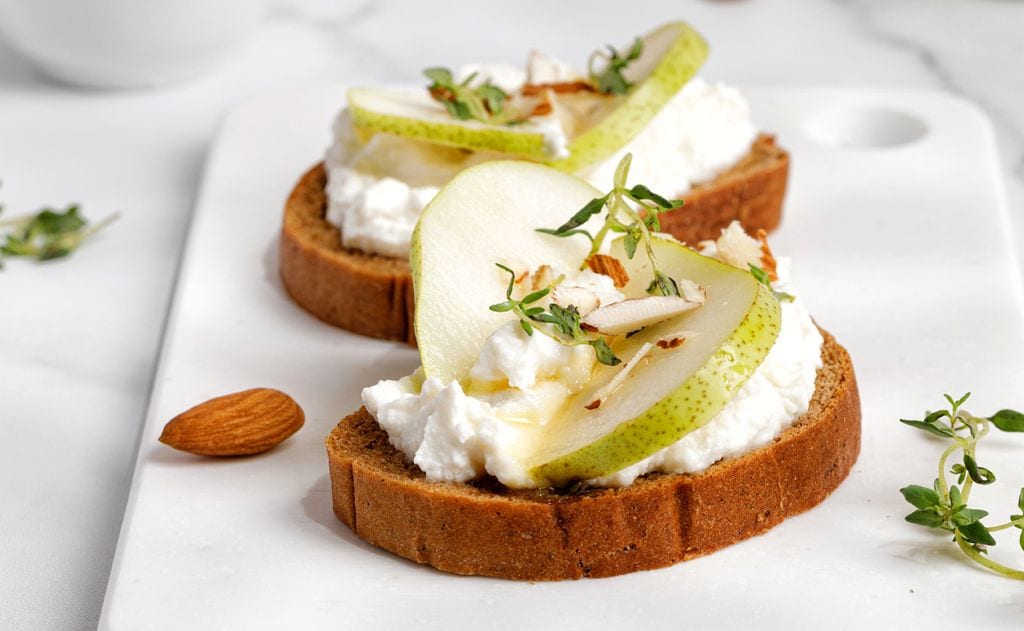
[2,1,1023,629]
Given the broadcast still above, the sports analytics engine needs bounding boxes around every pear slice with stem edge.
[550,21,708,173]
[528,237,781,486]
[347,21,708,169]
[348,87,561,161]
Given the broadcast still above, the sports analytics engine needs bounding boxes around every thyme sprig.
[899,393,1024,580]
[588,37,644,95]
[489,263,620,366]
[0,204,118,268]
[424,67,515,125]
[749,264,795,302]
[537,153,683,297]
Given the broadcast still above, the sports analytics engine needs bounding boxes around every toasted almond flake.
[529,265,554,291]
[714,221,763,270]
[756,229,779,281]
[678,278,706,303]
[581,295,703,336]
[551,285,601,316]
[529,100,554,117]
[585,342,654,410]
[586,254,630,288]
[656,329,699,350]
[521,81,597,97]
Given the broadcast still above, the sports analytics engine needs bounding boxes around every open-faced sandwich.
[326,158,859,580]
[281,21,789,342]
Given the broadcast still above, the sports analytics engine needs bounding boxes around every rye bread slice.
[279,134,789,343]
[326,330,860,580]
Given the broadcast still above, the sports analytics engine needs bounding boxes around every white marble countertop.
[1,1,1022,629]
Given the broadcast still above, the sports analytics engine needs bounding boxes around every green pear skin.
[533,283,780,486]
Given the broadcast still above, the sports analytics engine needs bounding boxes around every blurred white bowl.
[0,0,267,89]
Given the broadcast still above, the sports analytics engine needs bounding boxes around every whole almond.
[159,388,304,456]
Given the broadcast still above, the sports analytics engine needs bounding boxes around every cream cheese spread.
[325,73,757,258]
[362,226,823,489]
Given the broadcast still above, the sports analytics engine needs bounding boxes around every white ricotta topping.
[363,269,620,488]
[579,78,757,196]
[362,244,823,489]
[324,75,756,258]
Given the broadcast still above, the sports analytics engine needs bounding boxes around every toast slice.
[280,134,788,342]
[326,330,860,580]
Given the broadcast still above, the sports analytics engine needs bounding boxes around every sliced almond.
[581,295,703,336]
[586,342,654,410]
[586,254,630,288]
[714,220,763,270]
[756,229,779,282]
[529,264,555,292]
[656,329,698,350]
[521,81,597,96]
[525,50,585,85]
[551,285,601,316]
[159,388,304,456]
[678,278,706,303]
[528,98,554,117]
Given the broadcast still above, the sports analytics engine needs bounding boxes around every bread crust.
[658,134,788,242]
[278,135,788,342]
[326,331,860,580]
[279,166,415,343]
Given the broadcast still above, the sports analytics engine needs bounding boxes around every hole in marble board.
[803,106,928,149]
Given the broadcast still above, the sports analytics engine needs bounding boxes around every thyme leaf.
[536,153,683,297]
[749,263,795,302]
[588,37,644,95]
[425,67,515,125]
[899,393,1024,580]
[488,263,620,366]
[0,204,118,267]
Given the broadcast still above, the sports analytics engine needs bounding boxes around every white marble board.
[100,85,1024,629]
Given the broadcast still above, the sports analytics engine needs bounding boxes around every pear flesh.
[347,87,559,160]
[346,21,708,171]
[411,161,599,383]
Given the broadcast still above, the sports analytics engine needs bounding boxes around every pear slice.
[411,161,601,383]
[346,21,708,170]
[527,237,780,485]
[549,21,708,173]
[411,161,780,486]
[348,87,563,160]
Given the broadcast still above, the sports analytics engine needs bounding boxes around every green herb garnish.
[749,264,795,302]
[537,153,683,297]
[899,393,1024,580]
[0,204,118,267]
[489,263,621,366]
[424,67,514,125]
[588,37,643,95]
